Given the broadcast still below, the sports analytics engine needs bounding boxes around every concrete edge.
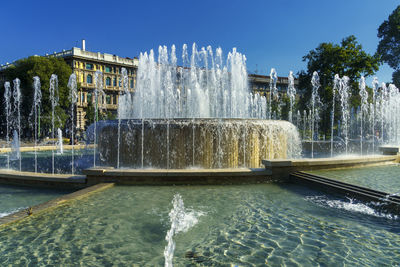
[0,183,114,229]
[262,154,400,180]
[263,155,399,168]
[84,168,274,185]
[0,169,86,189]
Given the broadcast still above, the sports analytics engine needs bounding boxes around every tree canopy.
[377,5,400,87]
[0,56,73,138]
[298,35,380,136]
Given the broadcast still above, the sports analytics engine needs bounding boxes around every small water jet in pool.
[57,128,63,155]
[3,81,12,169]
[68,73,78,174]
[164,194,202,267]
[49,74,59,174]
[13,78,22,171]
[11,130,20,161]
[31,76,42,173]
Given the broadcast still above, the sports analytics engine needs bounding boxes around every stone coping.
[0,183,114,229]
[0,144,94,153]
[84,167,269,176]
[83,167,273,185]
[262,154,400,179]
[263,154,399,168]
[0,169,86,189]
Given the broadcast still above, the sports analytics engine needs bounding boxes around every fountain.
[57,128,64,155]
[99,44,301,169]
[371,77,379,153]
[164,194,202,267]
[359,76,368,155]
[93,71,105,167]
[68,74,78,174]
[10,130,20,161]
[3,82,11,169]
[269,68,278,120]
[13,78,22,171]
[310,71,320,158]
[49,74,59,174]
[31,76,42,173]
[287,71,296,123]
[331,75,340,157]
[338,76,350,154]
[117,68,130,169]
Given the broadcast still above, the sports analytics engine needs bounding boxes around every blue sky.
[1,0,398,84]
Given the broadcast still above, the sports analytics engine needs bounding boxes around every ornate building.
[47,42,138,129]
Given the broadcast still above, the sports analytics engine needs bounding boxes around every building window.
[87,93,92,103]
[106,77,111,86]
[105,66,112,73]
[87,74,93,84]
[81,92,84,103]
[86,63,94,70]
[113,77,117,86]
[130,79,134,88]
[106,95,111,105]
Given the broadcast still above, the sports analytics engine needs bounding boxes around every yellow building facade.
[48,46,138,129]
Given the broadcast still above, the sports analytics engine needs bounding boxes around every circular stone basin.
[98,118,300,169]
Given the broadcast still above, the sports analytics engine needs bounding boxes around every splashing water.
[93,71,106,167]
[119,44,268,120]
[49,74,59,174]
[306,195,398,220]
[11,130,20,161]
[331,74,340,157]
[68,74,77,174]
[31,76,42,173]
[359,76,368,155]
[287,71,296,123]
[311,72,320,158]
[339,76,350,154]
[57,128,64,154]
[3,82,12,169]
[164,194,203,267]
[13,78,22,171]
[117,68,130,168]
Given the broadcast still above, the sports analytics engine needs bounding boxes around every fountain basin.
[98,118,300,169]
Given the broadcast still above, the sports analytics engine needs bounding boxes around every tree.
[298,35,380,136]
[377,5,400,87]
[0,56,72,138]
[84,101,117,129]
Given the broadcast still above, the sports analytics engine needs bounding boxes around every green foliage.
[377,5,400,87]
[84,101,117,128]
[0,56,72,138]
[298,35,380,135]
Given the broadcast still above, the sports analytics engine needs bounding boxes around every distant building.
[47,41,138,129]
[248,73,299,98]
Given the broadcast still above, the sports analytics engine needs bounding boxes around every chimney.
[82,39,86,51]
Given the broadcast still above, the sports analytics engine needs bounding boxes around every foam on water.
[306,195,398,220]
[0,208,21,218]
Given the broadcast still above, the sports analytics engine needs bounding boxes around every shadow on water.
[279,182,400,234]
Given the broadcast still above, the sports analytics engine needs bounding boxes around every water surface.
[307,164,400,194]
[0,183,398,266]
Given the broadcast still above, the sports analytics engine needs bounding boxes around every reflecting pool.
[0,183,399,266]
[0,149,94,175]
